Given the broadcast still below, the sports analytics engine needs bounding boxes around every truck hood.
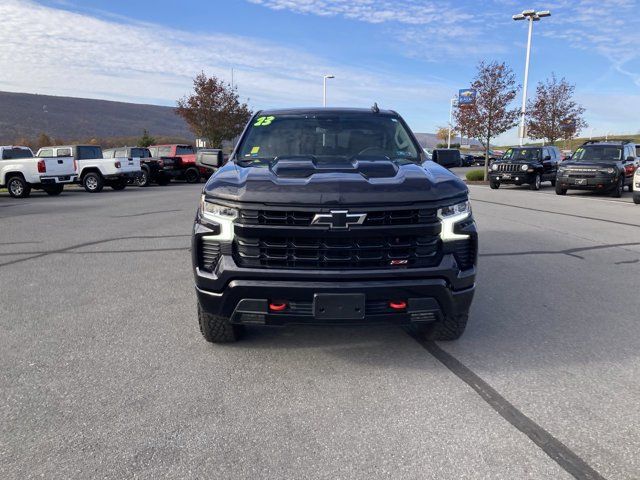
[203,159,467,206]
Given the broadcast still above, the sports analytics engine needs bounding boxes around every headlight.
[521,164,529,171]
[199,195,237,241]
[599,168,615,174]
[437,201,471,241]
[491,163,498,171]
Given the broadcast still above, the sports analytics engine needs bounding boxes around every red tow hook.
[389,300,407,310]
[269,302,287,312]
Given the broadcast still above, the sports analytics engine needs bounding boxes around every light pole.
[513,9,551,147]
[323,75,335,107]
[447,95,457,149]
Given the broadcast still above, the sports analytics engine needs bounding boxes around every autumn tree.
[526,74,587,144]
[176,72,252,148]
[35,133,53,150]
[138,129,156,147]
[454,61,520,180]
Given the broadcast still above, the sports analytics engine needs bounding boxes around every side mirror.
[626,156,636,162]
[196,149,223,169]
[544,155,551,161]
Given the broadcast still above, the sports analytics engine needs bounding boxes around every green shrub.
[465,169,485,181]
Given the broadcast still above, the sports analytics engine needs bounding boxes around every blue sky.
[1,0,639,144]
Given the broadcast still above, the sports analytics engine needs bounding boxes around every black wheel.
[555,184,567,195]
[634,194,640,204]
[415,313,469,341]
[627,183,634,193]
[82,172,104,193]
[136,168,150,187]
[157,175,170,186]
[611,177,623,198]
[530,173,541,190]
[489,180,500,190]
[44,184,64,196]
[198,303,242,343]
[184,167,201,184]
[7,176,31,198]
[550,177,557,187]
[111,180,127,191]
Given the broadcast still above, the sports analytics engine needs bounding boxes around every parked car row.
[487,140,639,200]
[0,143,224,198]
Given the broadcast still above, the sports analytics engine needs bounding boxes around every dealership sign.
[458,89,476,107]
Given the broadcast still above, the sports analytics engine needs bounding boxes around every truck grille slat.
[239,208,437,226]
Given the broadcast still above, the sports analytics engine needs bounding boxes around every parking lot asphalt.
[1,182,639,479]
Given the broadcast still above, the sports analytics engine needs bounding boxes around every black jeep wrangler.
[192,108,477,343]
[489,146,561,190]
[556,140,638,197]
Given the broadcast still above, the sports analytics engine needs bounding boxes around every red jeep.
[148,144,209,183]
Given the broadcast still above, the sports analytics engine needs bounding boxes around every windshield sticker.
[254,116,275,127]
[250,146,260,156]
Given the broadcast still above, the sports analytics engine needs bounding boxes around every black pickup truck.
[103,147,178,186]
[191,107,478,343]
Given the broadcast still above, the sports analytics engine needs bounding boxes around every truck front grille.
[451,239,476,271]
[495,164,523,173]
[239,208,437,226]
[234,234,441,269]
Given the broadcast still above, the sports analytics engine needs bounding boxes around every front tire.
[634,194,640,204]
[82,172,104,193]
[611,177,624,198]
[44,184,64,196]
[184,167,201,184]
[530,173,541,190]
[416,313,469,341]
[555,184,567,195]
[489,180,500,190]
[7,176,31,198]
[198,303,242,343]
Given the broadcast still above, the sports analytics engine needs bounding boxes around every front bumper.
[556,175,617,190]
[194,251,476,326]
[489,171,536,185]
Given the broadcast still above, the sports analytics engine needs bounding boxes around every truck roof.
[255,107,398,116]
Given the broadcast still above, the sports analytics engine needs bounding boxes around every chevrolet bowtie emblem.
[311,210,367,229]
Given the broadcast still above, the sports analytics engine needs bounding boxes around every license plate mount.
[313,293,365,320]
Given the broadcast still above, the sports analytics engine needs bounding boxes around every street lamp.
[513,9,551,146]
[447,95,457,149]
[323,75,335,107]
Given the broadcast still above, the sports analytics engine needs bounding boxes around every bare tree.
[454,61,520,180]
[176,72,252,148]
[526,74,587,145]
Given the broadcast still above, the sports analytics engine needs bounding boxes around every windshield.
[502,148,541,162]
[176,146,195,155]
[572,146,622,163]
[236,113,420,162]
[2,147,33,159]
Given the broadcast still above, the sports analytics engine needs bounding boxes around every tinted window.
[76,146,103,160]
[130,148,151,158]
[237,113,419,162]
[176,145,195,155]
[2,147,33,160]
[38,148,54,158]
